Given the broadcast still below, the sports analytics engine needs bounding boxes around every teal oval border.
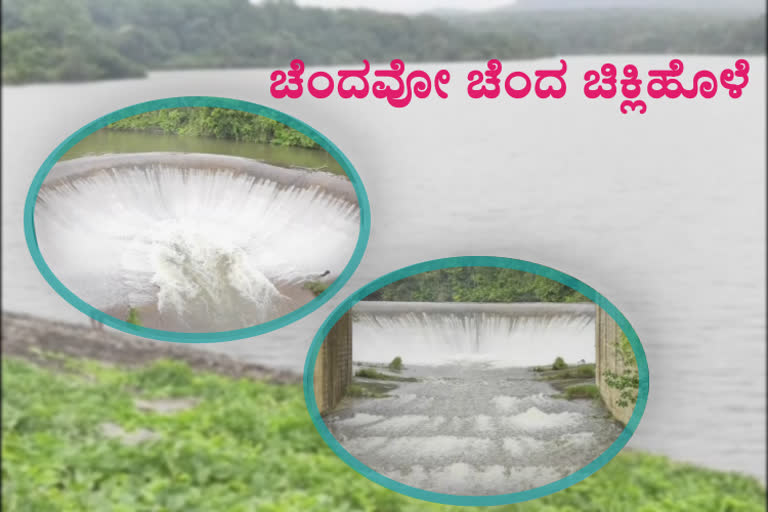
[303,256,649,506]
[24,96,371,343]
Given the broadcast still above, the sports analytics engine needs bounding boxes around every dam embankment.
[1,312,299,383]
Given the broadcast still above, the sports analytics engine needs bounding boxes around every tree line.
[364,268,588,303]
[106,108,319,148]
[1,0,545,84]
[445,8,766,56]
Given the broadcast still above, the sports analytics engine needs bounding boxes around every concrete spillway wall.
[47,153,358,204]
[595,305,634,425]
[314,312,353,414]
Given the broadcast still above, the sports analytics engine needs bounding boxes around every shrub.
[127,307,142,327]
[303,281,329,297]
[575,364,596,378]
[552,357,568,370]
[388,356,403,372]
[564,384,600,400]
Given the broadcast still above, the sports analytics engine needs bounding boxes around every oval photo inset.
[25,97,370,342]
[305,257,648,506]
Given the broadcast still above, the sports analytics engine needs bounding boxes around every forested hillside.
[2,0,764,85]
[442,9,766,55]
[364,268,589,303]
[1,0,545,84]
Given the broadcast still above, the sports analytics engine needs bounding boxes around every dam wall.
[46,152,358,204]
[595,306,634,425]
[314,312,353,414]
[352,301,595,367]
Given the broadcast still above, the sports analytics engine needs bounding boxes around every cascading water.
[34,154,359,332]
[352,302,596,367]
[325,301,623,495]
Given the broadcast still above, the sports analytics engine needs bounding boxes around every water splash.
[35,164,359,331]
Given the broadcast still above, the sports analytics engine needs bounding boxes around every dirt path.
[1,312,300,383]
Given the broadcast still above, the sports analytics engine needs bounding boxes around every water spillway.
[352,302,596,367]
[34,153,360,332]
[327,301,620,495]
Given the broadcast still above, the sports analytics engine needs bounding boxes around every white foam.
[342,436,390,453]
[475,415,494,432]
[491,395,524,412]
[336,413,385,427]
[426,416,447,429]
[507,466,563,489]
[363,415,430,434]
[502,436,546,457]
[560,431,595,448]
[380,436,493,460]
[35,166,359,330]
[502,407,582,431]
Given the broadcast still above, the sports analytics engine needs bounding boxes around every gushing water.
[34,164,359,331]
[325,302,621,495]
[353,302,595,367]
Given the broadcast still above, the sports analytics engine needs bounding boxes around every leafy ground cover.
[3,356,765,511]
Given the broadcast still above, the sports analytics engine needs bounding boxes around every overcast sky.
[295,0,513,13]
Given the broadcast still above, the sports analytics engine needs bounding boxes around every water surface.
[2,56,764,480]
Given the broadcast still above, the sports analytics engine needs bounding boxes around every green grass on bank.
[106,108,320,149]
[2,357,765,511]
[562,384,601,400]
[354,368,418,382]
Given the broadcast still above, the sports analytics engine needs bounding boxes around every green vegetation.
[535,363,596,394]
[303,281,331,297]
[604,369,640,408]
[3,356,765,510]
[346,381,397,399]
[107,108,319,148]
[388,356,403,372]
[604,332,640,408]
[1,0,544,85]
[572,364,596,378]
[354,368,418,382]
[552,356,568,370]
[365,268,589,303]
[126,307,142,327]
[563,383,600,400]
[541,364,595,380]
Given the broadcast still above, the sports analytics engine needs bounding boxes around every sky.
[293,0,758,14]
[295,0,513,13]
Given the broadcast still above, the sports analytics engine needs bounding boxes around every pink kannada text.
[270,59,450,108]
[269,58,751,114]
[583,58,750,114]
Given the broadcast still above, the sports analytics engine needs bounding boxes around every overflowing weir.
[325,301,622,495]
[34,153,359,332]
[352,302,596,367]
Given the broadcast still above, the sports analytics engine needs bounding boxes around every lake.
[2,56,765,482]
[62,129,345,175]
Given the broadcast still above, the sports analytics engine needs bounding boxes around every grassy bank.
[354,368,418,382]
[534,362,598,397]
[106,108,320,149]
[3,356,765,511]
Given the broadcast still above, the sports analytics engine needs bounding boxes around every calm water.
[2,56,765,481]
[62,130,345,175]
